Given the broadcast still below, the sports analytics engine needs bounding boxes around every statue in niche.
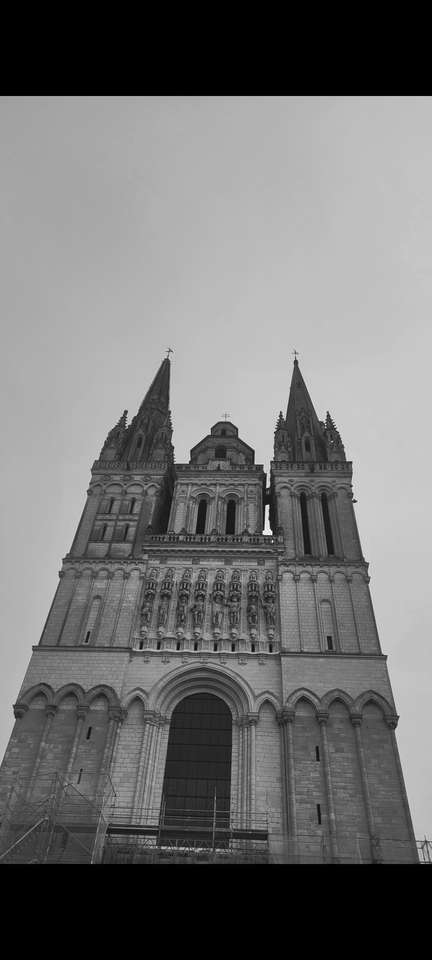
[228,596,240,627]
[212,595,224,629]
[140,600,153,626]
[263,597,276,626]
[191,599,205,627]
[176,600,187,627]
[247,598,258,627]
[157,599,169,626]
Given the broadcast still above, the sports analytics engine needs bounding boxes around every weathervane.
[292,349,299,360]
[222,412,231,421]
[166,347,174,359]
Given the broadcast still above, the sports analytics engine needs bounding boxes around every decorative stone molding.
[13,702,29,720]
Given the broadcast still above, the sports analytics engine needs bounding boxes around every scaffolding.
[0,775,426,864]
[0,773,114,864]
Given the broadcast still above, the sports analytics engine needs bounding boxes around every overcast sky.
[0,96,430,841]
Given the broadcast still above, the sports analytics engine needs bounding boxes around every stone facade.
[0,356,418,863]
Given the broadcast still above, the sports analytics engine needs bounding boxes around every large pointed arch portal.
[161,693,232,844]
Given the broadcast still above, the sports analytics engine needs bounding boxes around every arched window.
[196,499,207,534]
[321,492,335,555]
[305,438,311,454]
[123,524,130,542]
[215,446,227,459]
[300,492,311,555]
[226,499,236,535]
[162,693,232,839]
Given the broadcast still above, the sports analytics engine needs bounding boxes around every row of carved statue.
[139,567,277,640]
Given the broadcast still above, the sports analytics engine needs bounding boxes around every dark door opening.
[161,693,232,845]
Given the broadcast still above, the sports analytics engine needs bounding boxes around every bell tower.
[0,354,418,864]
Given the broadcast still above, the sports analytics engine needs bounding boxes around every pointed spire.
[123,355,174,464]
[324,411,345,461]
[284,358,327,462]
[100,410,128,460]
[137,356,171,417]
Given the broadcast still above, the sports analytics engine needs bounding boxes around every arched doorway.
[161,693,232,844]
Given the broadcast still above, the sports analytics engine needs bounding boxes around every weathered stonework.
[0,357,418,863]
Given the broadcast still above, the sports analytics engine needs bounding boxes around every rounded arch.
[220,488,242,502]
[104,483,123,494]
[148,664,254,720]
[53,683,85,708]
[315,482,334,496]
[125,482,145,494]
[89,483,103,495]
[144,483,160,496]
[320,688,355,712]
[20,683,54,708]
[84,684,121,710]
[191,487,215,501]
[285,687,320,712]
[292,483,313,497]
[354,690,395,719]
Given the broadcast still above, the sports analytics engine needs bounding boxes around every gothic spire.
[137,356,171,417]
[122,355,174,464]
[283,358,327,462]
[99,356,174,465]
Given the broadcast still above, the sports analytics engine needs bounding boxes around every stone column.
[328,492,343,557]
[65,705,89,781]
[141,714,164,813]
[247,714,258,828]
[317,710,339,862]
[293,574,303,650]
[277,708,297,860]
[387,715,418,861]
[25,705,58,800]
[292,493,303,556]
[351,713,376,861]
[307,493,321,557]
[70,487,100,556]
[132,711,157,819]
[241,719,249,828]
[109,570,128,646]
[346,574,361,652]
[96,707,124,801]
[313,493,328,557]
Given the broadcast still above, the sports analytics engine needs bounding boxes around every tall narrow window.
[123,524,130,542]
[108,499,114,514]
[196,499,207,534]
[226,499,236,535]
[321,492,335,555]
[129,498,136,514]
[101,524,108,541]
[300,493,311,555]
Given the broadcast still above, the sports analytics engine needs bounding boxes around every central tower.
[0,355,417,864]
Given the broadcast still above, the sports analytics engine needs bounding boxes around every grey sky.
[1,96,430,838]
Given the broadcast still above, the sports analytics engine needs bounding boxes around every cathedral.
[0,355,418,863]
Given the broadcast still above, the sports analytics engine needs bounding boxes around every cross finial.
[222,412,231,421]
[292,349,299,360]
[165,347,174,359]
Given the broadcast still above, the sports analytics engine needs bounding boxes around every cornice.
[279,651,387,661]
[271,460,352,475]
